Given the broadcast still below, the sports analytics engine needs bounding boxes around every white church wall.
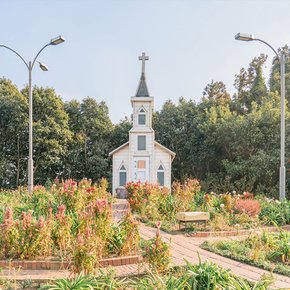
[154,145,172,189]
[112,145,129,195]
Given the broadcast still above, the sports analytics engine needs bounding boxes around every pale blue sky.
[1,0,290,123]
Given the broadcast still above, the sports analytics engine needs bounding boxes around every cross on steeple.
[138,52,149,74]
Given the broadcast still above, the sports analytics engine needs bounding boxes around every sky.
[1,0,290,123]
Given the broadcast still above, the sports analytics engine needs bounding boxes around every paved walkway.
[139,224,290,290]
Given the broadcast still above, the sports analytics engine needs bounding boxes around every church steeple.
[135,52,150,97]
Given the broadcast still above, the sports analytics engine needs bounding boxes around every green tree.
[233,54,267,111]
[21,86,72,185]
[64,97,113,181]
[269,45,290,105]
[202,80,231,107]
[0,78,28,188]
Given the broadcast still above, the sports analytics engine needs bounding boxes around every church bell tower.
[128,52,155,183]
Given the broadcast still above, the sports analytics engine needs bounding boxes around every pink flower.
[95,199,108,213]
[4,208,14,228]
[77,234,84,246]
[21,212,32,230]
[56,204,66,219]
[38,216,45,228]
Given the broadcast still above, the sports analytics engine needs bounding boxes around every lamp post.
[0,36,65,193]
[235,33,286,201]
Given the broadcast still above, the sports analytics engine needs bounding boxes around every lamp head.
[38,62,48,71]
[235,33,255,41]
[50,35,65,45]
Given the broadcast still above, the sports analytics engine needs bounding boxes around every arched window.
[138,107,146,125]
[119,164,127,186]
[157,164,165,186]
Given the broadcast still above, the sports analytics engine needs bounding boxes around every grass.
[201,230,290,277]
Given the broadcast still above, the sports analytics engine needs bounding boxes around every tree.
[269,45,290,105]
[233,54,267,111]
[64,97,113,181]
[0,78,28,188]
[109,117,132,150]
[202,80,231,106]
[21,86,72,185]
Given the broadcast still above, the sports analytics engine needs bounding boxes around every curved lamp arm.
[0,45,29,70]
[31,43,51,69]
[254,38,280,60]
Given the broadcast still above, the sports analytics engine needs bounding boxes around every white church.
[109,53,175,197]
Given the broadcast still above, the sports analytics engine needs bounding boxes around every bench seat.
[176,212,210,229]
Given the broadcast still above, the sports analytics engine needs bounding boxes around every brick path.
[140,224,290,290]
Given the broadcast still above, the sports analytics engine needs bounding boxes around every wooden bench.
[176,212,210,230]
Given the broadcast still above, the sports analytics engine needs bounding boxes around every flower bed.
[126,180,290,233]
[38,260,273,290]
[201,230,290,277]
[0,178,140,274]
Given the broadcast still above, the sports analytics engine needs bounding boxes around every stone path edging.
[185,224,290,237]
[0,255,141,270]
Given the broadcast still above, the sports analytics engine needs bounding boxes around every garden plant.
[202,229,290,276]
[40,259,273,289]
[126,179,290,233]
[0,178,140,274]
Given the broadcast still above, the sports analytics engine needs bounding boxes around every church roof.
[154,141,176,160]
[108,141,129,157]
[109,140,175,160]
[135,72,150,97]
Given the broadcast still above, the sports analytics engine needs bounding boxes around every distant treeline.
[1,47,290,198]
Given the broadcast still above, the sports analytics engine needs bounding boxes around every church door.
[133,157,149,183]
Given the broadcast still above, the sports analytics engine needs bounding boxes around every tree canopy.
[1,48,290,198]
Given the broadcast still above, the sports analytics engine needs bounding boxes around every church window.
[119,165,127,186]
[157,164,165,186]
[138,114,146,125]
[138,135,146,150]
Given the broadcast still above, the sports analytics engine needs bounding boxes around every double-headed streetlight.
[0,35,65,193]
[235,33,286,201]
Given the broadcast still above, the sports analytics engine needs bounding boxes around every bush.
[143,222,171,273]
[0,178,140,274]
[235,199,261,217]
[259,198,290,226]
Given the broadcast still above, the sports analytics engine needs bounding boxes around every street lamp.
[235,32,286,201]
[0,35,65,193]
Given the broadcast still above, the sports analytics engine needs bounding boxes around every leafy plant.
[143,222,171,273]
[40,273,97,289]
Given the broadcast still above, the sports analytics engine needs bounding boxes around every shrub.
[259,198,290,226]
[235,199,261,217]
[118,212,140,256]
[143,222,171,273]
[126,181,169,221]
[0,178,140,273]
[172,179,201,211]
